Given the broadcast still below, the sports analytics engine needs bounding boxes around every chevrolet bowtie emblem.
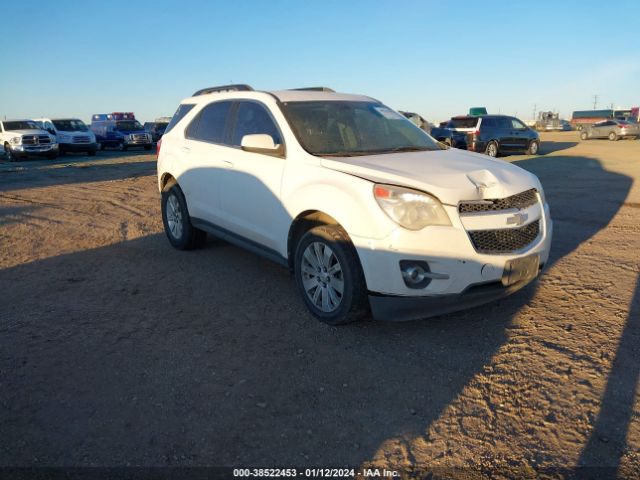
[507,212,528,226]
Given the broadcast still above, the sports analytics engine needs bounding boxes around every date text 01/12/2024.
[232,468,399,478]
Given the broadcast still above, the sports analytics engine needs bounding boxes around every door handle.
[181,146,191,153]
[221,160,234,168]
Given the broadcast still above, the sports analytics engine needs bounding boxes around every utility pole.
[533,103,537,122]
[592,95,599,109]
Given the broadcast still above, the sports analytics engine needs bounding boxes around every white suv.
[157,85,552,324]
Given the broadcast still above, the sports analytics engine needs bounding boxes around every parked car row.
[402,111,541,158]
[1,112,169,161]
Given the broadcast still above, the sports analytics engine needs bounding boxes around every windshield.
[281,101,441,156]
[156,123,168,132]
[115,121,144,131]
[3,121,39,131]
[52,119,88,132]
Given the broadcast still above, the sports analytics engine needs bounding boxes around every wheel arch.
[287,210,343,271]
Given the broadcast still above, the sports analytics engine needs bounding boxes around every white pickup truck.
[34,118,98,156]
[0,120,59,161]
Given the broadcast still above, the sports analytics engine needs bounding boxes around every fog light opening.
[400,260,432,289]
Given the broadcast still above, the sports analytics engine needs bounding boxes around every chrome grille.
[459,188,538,214]
[469,220,540,254]
[21,135,51,145]
[73,136,91,144]
[130,134,149,144]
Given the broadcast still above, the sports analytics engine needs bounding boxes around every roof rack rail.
[289,87,335,92]
[192,84,254,96]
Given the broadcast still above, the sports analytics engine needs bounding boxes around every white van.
[34,118,98,156]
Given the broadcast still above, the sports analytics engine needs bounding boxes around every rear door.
[217,100,288,252]
[179,100,234,224]
[494,117,515,152]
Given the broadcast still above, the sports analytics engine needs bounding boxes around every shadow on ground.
[0,152,155,192]
[0,154,634,471]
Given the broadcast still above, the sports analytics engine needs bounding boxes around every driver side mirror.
[241,134,284,157]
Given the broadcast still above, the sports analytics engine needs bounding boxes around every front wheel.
[144,145,152,151]
[485,140,499,157]
[88,150,96,157]
[608,131,618,141]
[527,140,540,155]
[161,184,207,250]
[294,225,368,325]
[4,143,16,162]
[580,131,588,140]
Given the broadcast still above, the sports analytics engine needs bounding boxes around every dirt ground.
[1,133,639,478]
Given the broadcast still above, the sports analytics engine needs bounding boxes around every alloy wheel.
[300,241,344,312]
[166,194,184,240]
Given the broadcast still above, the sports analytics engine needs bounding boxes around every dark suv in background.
[448,115,540,157]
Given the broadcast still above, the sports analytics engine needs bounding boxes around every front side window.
[231,101,282,146]
[511,118,526,129]
[281,101,440,156]
[187,101,233,144]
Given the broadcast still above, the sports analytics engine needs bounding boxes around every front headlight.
[537,185,546,205]
[374,184,451,230]
[10,136,22,145]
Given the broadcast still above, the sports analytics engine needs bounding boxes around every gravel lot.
[1,133,638,477]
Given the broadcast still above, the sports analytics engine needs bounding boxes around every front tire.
[580,131,588,140]
[608,131,618,141]
[527,140,540,155]
[4,143,16,162]
[161,184,207,250]
[485,140,499,157]
[294,225,368,325]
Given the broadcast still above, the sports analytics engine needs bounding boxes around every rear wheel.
[88,150,96,157]
[161,184,207,250]
[118,142,127,151]
[527,140,540,155]
[485,140,499,157]
[580,131,588,140]
[608,131,618,141]
[294,225,368,325]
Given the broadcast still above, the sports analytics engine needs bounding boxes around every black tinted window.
[449,117,478,128]
[481,118,496,128]
[497,117,512,129]
[188,101,233,143]
[165,103,195,134]
[231,101,282,146]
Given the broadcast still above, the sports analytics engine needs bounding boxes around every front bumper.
[11,144,59,157]
[61,142,98,152]
[369,270,540,321]
[353,201,553,320]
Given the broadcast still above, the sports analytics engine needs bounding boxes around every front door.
[217,100,288,253]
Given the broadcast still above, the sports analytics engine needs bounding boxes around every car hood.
[320,148,541,205]
[5,129,50,136]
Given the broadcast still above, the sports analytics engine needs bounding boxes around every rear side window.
[231,101,282,146]
[187,101,233,144]
[165,103,195,134]
[497,117,512,129]
[481,118,496,128]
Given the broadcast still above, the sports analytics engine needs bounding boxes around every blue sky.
[1,0,638,123]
